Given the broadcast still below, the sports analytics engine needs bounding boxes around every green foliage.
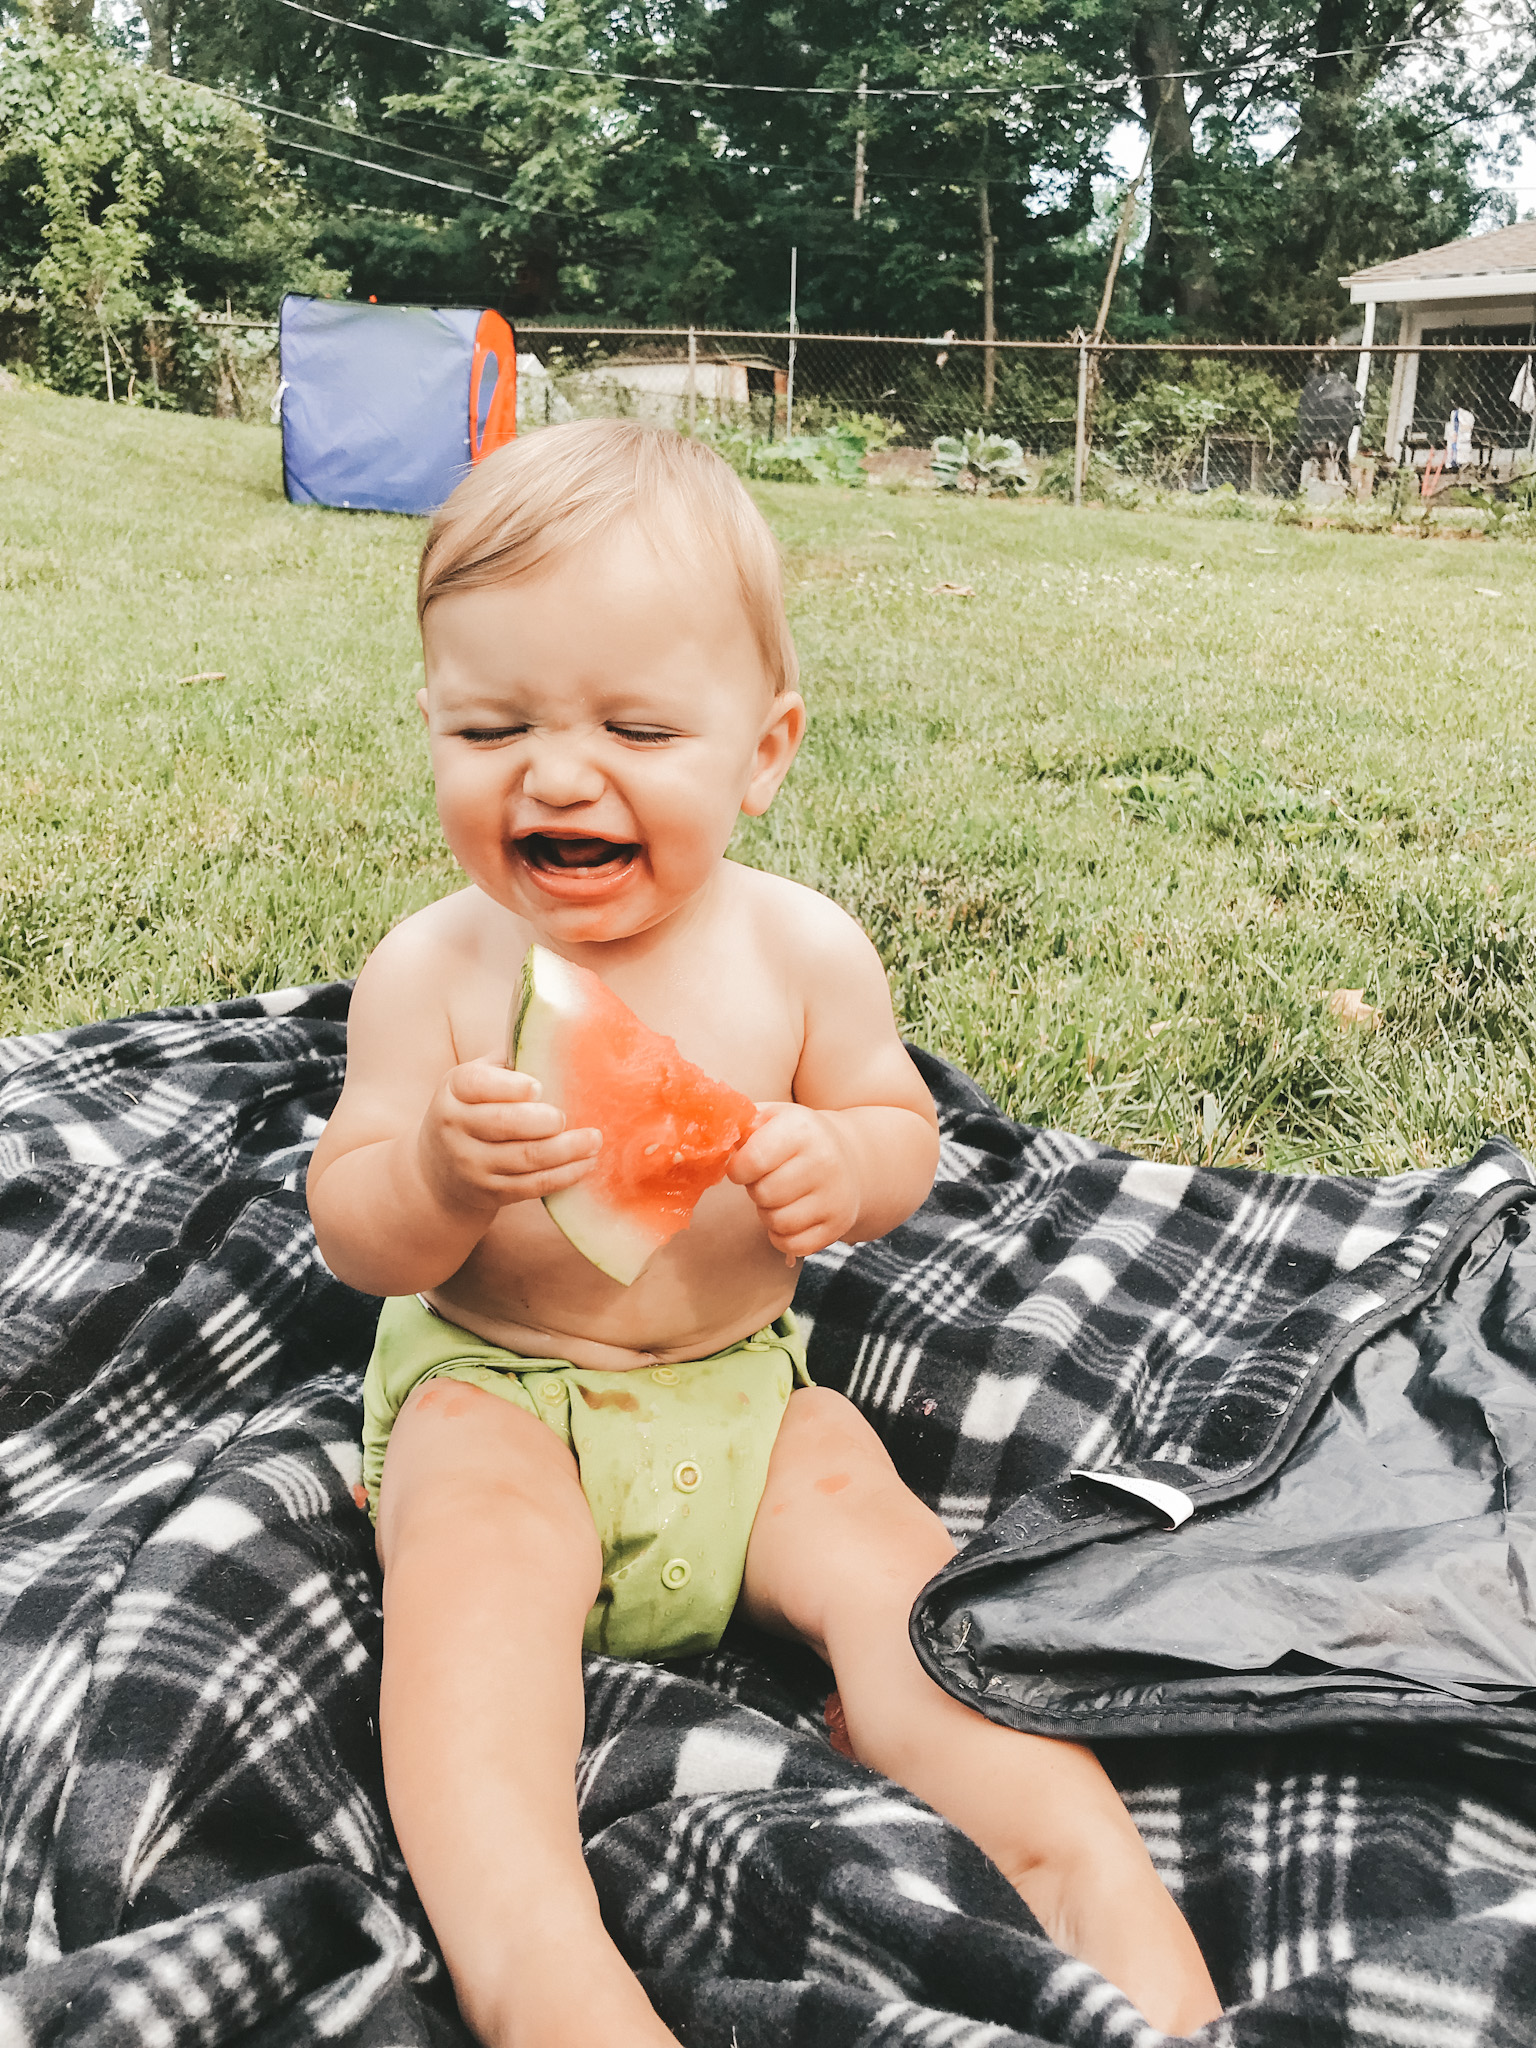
[0,0,1524,388]
[0,20,341,400]
[1095,359,1291,485]
[931,430,1029,495]
[692,415,881,486]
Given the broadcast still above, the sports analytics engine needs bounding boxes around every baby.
[307,420,1221,2047]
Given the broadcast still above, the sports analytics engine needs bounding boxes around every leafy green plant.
[1,20,342,406]
[931,430,1029,496]
[1034,447,1130,504]
[692,416,875,488]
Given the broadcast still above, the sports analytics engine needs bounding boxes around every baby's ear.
[741,690,806,817]
[416,687,429,725]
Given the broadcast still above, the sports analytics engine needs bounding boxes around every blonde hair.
[417,419,798,694]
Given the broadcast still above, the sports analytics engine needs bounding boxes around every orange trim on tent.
[470,310,518,462]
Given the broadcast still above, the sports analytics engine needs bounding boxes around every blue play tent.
[279,297,518,516]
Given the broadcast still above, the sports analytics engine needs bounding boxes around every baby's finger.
[483,1127,601,1177]
[462,1097,568,1144]
[726,1117,800,1186]
[452,1060,544,1106]
[739,1156,818,1212]
[490,1152,599,1202]
[767,1217,841,1258]
[759,1193,829,1245]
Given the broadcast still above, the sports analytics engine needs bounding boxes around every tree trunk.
[979,176,996,412]
[1132,3,1222,324]
[44,0,96,36]
[140,0,178,71]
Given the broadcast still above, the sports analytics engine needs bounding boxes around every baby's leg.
[376,1379,676,2048]
[741,1389,1222,2037]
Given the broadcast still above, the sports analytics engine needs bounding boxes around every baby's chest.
[645,967,802,1103]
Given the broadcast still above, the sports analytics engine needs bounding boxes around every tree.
[0,20,342,393]
[9,0,1529,348]
[1082,0,1532,335]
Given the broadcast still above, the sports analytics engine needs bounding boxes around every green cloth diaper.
[361,1293,810,1660]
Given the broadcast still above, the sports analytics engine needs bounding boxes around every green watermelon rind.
[509,944,670,1287]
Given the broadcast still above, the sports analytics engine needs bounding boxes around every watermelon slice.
[509,945,760,1285]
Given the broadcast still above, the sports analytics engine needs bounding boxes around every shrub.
[931,429,1029,495]
[692,416,877,488]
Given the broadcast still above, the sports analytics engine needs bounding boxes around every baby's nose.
[521,737,605,805]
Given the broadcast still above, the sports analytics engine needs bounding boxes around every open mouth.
[515,833,642,898]
[520,834,640,873]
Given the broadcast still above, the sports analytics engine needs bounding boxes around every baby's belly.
[422,1180,799,1370]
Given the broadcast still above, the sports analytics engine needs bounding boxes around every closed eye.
[458,726,527,744]
[609,725,675,746]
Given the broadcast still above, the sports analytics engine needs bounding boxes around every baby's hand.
[726,1104,860,1258]
[416,1060,601,1217]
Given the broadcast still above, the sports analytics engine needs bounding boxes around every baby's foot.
[1005,1847,1222,2037]
[473,1922,677,2048]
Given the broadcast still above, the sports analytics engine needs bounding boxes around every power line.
[206,76,1102,191]
[273,0,1055,97]
[205,84,503,179]
[275,0,1515,102]
[267,133,510,205]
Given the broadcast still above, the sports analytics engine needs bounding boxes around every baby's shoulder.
[353,887,513,1011]
[725,864,878,979]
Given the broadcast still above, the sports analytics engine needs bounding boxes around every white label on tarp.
[1070,1469,1195,1528]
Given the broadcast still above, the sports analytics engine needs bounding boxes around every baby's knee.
[378,1382,598,1578]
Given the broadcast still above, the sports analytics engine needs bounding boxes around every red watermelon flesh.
[510,944,760,1284]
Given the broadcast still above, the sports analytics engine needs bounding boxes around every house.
[1342,223,1536,474]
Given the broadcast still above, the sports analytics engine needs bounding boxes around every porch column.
[1384,308,1420,463]
[1348,299,1376,459]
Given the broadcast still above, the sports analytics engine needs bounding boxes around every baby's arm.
[727,895,938,1254]
[307,918,598,1295]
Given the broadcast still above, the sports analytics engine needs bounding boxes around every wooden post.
[786,246,798,436]
[852,65,867,222]
[686,324,697,432]
[1092,117,1157,344]
[979,178,996,414]
[1073,338,1089,507]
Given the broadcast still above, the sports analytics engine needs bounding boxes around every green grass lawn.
[5,383,1536,1173]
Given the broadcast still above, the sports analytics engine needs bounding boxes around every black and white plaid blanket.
[0,988,1532,2047]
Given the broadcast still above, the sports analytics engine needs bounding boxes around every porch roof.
[1342,223,1536,307]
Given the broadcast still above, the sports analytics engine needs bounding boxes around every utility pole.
[852,64,868,222]
[1091,114,1157,344]
[979,177,996,413]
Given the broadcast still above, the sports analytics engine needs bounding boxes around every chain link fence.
[516,327,1536,505]
[11,305,1534,506]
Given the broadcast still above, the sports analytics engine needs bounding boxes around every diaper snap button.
[650,1366,679,1386]
[539,1381,563,1404]
[660,1558,691,1590]
[672,1459,701,1494]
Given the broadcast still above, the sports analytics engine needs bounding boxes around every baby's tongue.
[543,837,622,868]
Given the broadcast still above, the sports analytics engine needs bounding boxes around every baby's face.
[420,524,804,948]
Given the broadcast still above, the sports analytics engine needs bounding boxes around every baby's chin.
[493,866,696,949]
